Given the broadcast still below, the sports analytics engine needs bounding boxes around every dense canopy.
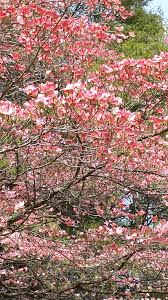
[0,1,167,300]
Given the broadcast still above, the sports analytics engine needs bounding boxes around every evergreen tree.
[118,1,168,58]
[121,0,151,9]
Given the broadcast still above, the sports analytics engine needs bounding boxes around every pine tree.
[118,1,168,58]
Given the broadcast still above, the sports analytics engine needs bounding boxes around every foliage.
[121,0,151,9]
[0,1,168,300]
[117,2,168,58]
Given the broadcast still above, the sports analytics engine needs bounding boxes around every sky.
[147,0,168,21]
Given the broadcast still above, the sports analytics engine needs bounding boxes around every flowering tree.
[0,1,168,299]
